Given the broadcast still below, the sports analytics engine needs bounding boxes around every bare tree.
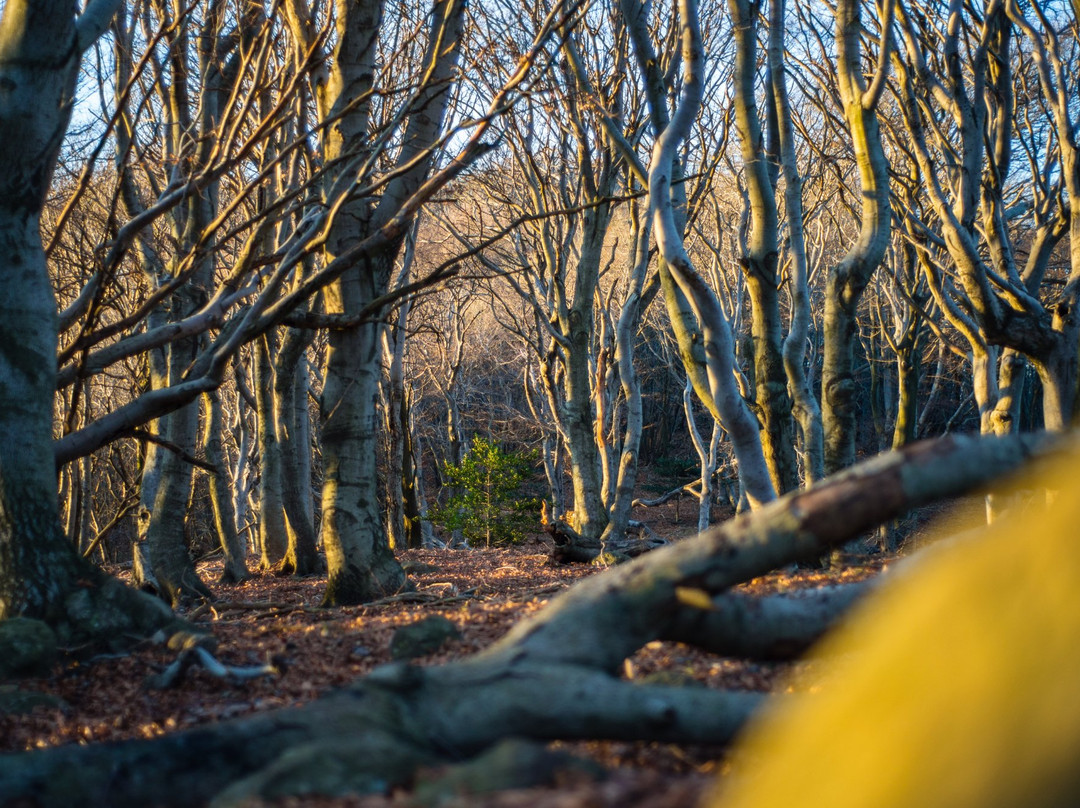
[819,0,895,474]
[635,0,777,508]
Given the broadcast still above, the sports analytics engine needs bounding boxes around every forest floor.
[0,498,919,807]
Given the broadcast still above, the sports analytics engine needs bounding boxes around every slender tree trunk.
[821,0,894,474]
[144,373,212,604]
[684,377,717,533]
[727,0,798,495]
[770,0,824,485]
[1034,196,1080,430]
[745,276,799,492]
[255,334,288,570]
[275,329,319,574]
[563,209,611,541]
[400,389,424,548]
[142,281,213,604]
[601,207,650,544]
[384,230,418,551]
[202,389,249,583]
[891,341,920,450]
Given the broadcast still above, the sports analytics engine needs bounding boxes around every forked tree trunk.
[728,0,798,495]
[821,0,894,474]
[770,0,824,485]
[601,206,650,544]
[317,0,465,604]
[563,206,613,542]
[644,0,776,509]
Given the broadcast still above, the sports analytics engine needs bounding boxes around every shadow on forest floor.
[2,529,899,806]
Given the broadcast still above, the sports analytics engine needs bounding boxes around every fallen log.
[0,433,1064,807]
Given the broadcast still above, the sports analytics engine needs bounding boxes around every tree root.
[0,434,1066,806]
[145,643,284,690]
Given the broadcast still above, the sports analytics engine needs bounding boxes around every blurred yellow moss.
[710,454,1080,808]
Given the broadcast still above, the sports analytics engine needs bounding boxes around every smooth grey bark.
[488,431,1061,672]
[821,0,894,474]
[255,334,289,570]
[202,389,250,583]
[1008,2,1080,431]
[127,1,260,602]
[684,376,720,533]
[384,225,422,551]
[894,2,1080,441]
[437,297,470,546]
[643,0,776,509]
[727,0,799,495]
[770,0,824,485]
[145,387,213,604]
[274,329,320,574]
[318,0,466,605]
[561,201,614,542]
[600,203,652,545]
[663,582,874,661]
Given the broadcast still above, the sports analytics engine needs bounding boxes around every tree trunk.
[255,334,289,570]
[601,207,650,544]
[400,388,425,549]
[0,0,179,644]
[561,196,614,541]
[771,0,824,485]
[384,265,416,550]
[727,0,798,495]
[202,389,250,583]
[821,0,893,474]
[317,0,465,603]
[144,378,212,605]
[645,0,776,508]
[891,340,920,450]
[321,294,409,604]
[274,328,320,574]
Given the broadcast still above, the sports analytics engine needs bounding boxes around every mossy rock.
[401,560,442,576]
[590,550,631,567]
[413,738,606,804]
[63,578,179,650]
[0,618,57,679]
[0,685,68,715]
[390,616,461,660]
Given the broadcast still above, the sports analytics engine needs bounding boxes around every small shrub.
[430,438,540,547]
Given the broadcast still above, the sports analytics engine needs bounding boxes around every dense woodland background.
[34,0,1080,597]
[1,0,1079,803]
